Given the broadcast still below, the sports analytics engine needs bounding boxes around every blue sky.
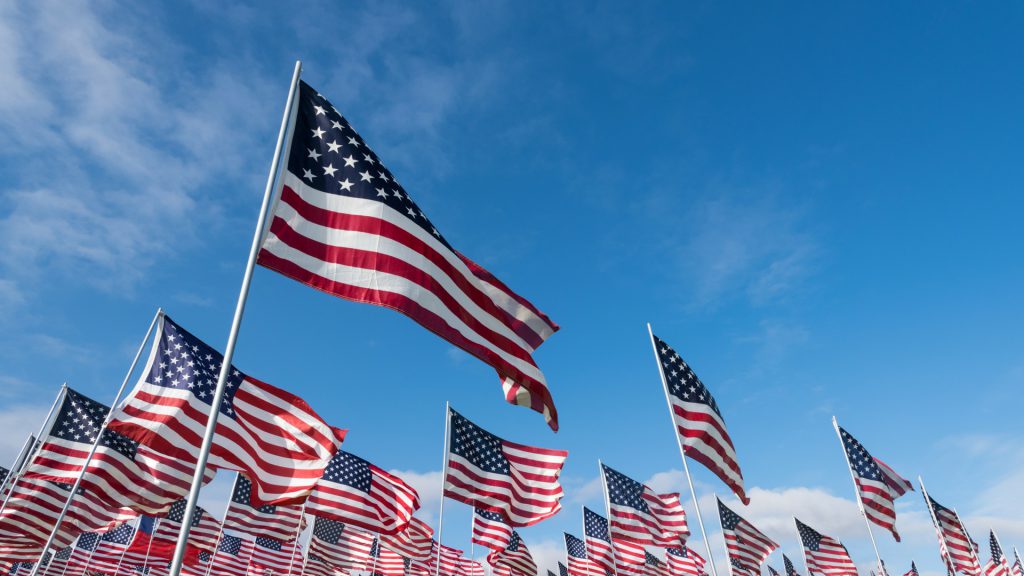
[1,1,1022,574]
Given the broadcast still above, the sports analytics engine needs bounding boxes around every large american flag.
[222,474,305,541]
[473,507,513,551]
[256,79,561,430]
[717,499,777,576]
[379,516,434,562]
[601,463,689,548]
[24,388,215,516]
[983,532,1010,576]
[307,449,418,535]
[837,425,912,542]
[785,554,802,576]
[487,531,537,576]
[444,408,567,527]
[107,313,344,505]
[652,334,748,504]
[927,495,981,576]
[309,516,375,572]
[796,518,858,576]
[566,532,604,576]
[666,547,706,576]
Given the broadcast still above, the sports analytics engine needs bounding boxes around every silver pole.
[0,385,66,519]
[469,513,475,562]
[165,59,303,576]
[919,477,958,576]
[29,308,162,576]
[647,323,719,576]
[831,417,885,576]
[435,402,452,576]
[596,460,619,576]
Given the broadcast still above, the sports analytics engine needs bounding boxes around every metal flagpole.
[596,460,619,576]
[952,508,982,572]
[435,402,452,576]
[29,308,162,576]
[0,384,66,520]
[165,59,303,576]
[831,417,885,576]
[647,323,720,576]
[919,477,958,576]
[469,514,475,562]
[0,433,38,516]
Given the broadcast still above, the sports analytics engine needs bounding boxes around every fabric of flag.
[837,426,912,542]
[601,463,689,547]
[223,474,305,541]
[23,387,215,516]
[379,516,434,562]
[717,499,778,576]
[983,532,1010,576]
[796,518,858,576]
[566,532,604,576]
[309,516,376,572]
[769,567,782,576]
[307,449,419,535]
[644,552,669,576]
[369,538,408,576]
[584,507,618,575]
[107,313,344,505]
[785,554,802,576]
[487,531,537,576]
[257,80,561,430]
[927,495,982,576]
[652,335,748,504]
[151,499,223,555]
[461,559,486,576]
[1012,551,1023,576]
[474,507,514,551]
[905,562,919,576]
[305,553,344,576]
[248,536,304,575]
[206,534,254,576]
[82,522,136,574]
[444,408,567,527]
[430,540,465,576]
[667,547,706,576]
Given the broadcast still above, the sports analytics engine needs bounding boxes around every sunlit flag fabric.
[566,532,604,576]
[249,536,304,575]
[84,522,136,574]
[369,538,407,576]
[306,554,343,576]
[652,335,748,504]
[786,554,802,576]
[207,534,254,576]
[487,531,537,576]
[769,567,782,576]
[223,474,305,541]
[601,463,689,547]
[585,507,643,575]
[927,495,982,576]
[430,541,465,576]
[983,532,1010,576]
[667,547,706,576]
[107,313,344,505]
[151,499,223,555]
[473,507,514,551]
[256,80,561,430]
[795,518,858,576]
[837,426,912,542]
[379,516,434,562]
[717,499,778,576]
[644,553,669,576]
[461,559,487,576]
[444,408,567,526]
[38,546,72,576]
[309,516,375,572]
[307,449,419,535]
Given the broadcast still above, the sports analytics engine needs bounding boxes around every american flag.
[369,538,408,576]
[309,516,375,572]
[601,463,689,547]
[248,536,304,575]
[717,499,777,576]
[460,559,486,576]
[151,500,223,555]
[207,534,254,576]
[473,507,513,551]
[905,562,919,576]
[644,553,669,576]
[444,408,567,527]
[983,532,1010,576]
[1012,550,1023,576]
[651,334,748,504]
[837,425,912,542]
[584,507,617,576]
[926,495,982,576]
[487,531,536,576]
[222,474,305,541]
[796,518,858,576]
[256,79,561,430]
[566,532,604,576]
[23,387,214,516]
[785,554,802,576]
[63,532,103,575]
[430,540,464,576]
[560,562,571,576]
[769,567,783,576]
[38,546,72,576]
[306,553,343,576]
[666,547,706,576]
[85,522,136,574]
[379,516,434,562]
[307,449,419,535]
[107,313,344,505]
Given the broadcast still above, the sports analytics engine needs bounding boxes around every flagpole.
[469,513,476,562]
[919,477,958,576]
[596,460,619,576]
[952,508,982,572]
[166,59,303,576]
[0,432,39,518]
[647,323,720,576]
[831,417,885,576]
[436,401,452,576]
[284,505,308,576]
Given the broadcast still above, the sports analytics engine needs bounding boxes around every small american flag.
[769,567,782,576]
[107,313,344,505]
[584,507,617,576]
[430,540,464,576]
[487,531,537,576]
[796,518,857,576]
[785,554,802,576]
[369,538,408,576]
[379,516,434,562]
[208,534,254,576]
[904,562,919,576]
[927,495,982,576]
[643,552,668,576]
[1012,550,1023,576]
[307,449,419,535]
[601,463,689,548]
[652,334,748,504]
[309,516,375,572]
[444,408,567,527]
[248,536,304,575]
[461,559,486,576]
[86,522,136,574]
[305,553,343,576]
[717,499,777,576]
[473,507,513,551]
[223,474,305,542]
[256,80,561,430]
[148,500,222,558]
[983,532,1010,576]
[837,425,912,542]
[667,547,707,576]
[566,532,604,576]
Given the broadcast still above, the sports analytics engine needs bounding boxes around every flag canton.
[220,534,243,555]
[323,450,373,492]
[560,562,570,576]
[101,523,135,544]
[476,508,506,523]
[667,548,686,559]
[507,531,523,552]
[449,409,510,475]
[565,533,587,558]
[717,500,742,530]
[52,388,108,445]
[990,532,1003,560]
[796,520,823,550]
[652,335,721,417]
[233,476,276,513]
[53,547,72,560]
[286,81,451,250]
[256,536,283,551]
[147,315,244,418]
[99,428,140,461]
[77,532,100,550]
[314,516,345,544]
[584,507,611,542]
[370,538,381,557]
[0,465,9,487]
[165,499,205,527]
[838,427,884,483]
[929,496,953,517]
[646,552,663,567]
[602,464,649,512]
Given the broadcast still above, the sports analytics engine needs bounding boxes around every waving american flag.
[379,516,434,562]
[667,547,707,576]
[473,507,513,551]
[307,449,419,535]
[309,516,375,572]
[487,531,537,576]
[836,424,912,542]
[717,499,777,576]
[566,532,605,576]
[796,518,858,576]
[983,531,1011,576]
[600,463,689,548]
[222,474,305,542]
[926,494,982,576]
